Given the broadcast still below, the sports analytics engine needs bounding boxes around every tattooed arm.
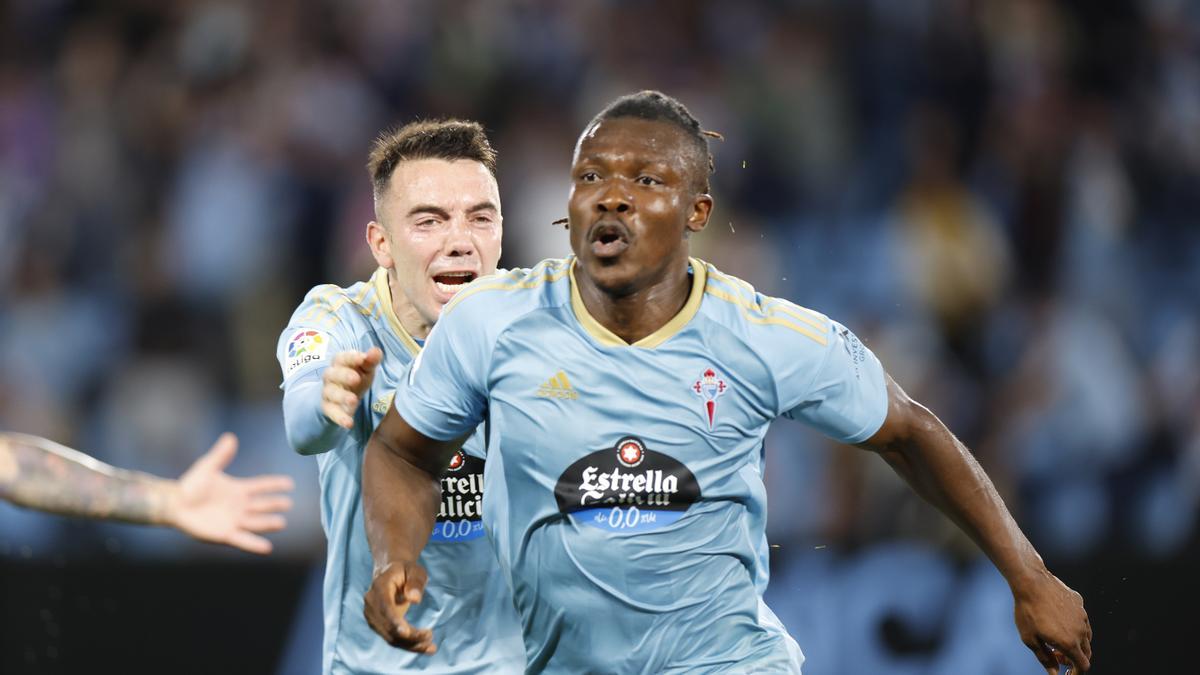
[0,432,295,554]
[859,375,1092,674]
[0,432,174,523]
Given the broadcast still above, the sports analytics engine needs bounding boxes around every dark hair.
[588,90,722,192]
[367,119,497,199]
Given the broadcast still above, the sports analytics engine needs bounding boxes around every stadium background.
[1,0,1197,672]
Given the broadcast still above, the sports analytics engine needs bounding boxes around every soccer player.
[360,92,1093,674]
[278,120,524,674]
[0,431,292,554]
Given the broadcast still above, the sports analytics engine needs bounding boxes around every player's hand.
[364,560,435,654]
[1012,569,1092,673]
[169,433,295,554]
[322,347,384,429]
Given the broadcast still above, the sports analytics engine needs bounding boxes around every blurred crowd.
[1,0,1198,571]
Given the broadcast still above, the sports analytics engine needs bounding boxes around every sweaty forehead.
[384,158,499,211]
[573,117,698,168]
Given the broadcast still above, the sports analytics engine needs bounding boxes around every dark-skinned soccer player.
[359,91,1092,674]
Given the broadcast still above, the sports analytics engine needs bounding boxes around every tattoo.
[0,433,174,526]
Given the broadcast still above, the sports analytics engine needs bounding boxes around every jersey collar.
[568,257,707,349]
[372,267,422,356]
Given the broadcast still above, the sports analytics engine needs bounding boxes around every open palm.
[173,433,295,554]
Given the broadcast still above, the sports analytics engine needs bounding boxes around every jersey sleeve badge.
[284,329,330,378]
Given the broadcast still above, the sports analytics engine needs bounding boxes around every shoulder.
[288,272,384,330]
[441,257,573,323]
[697,259,834,351]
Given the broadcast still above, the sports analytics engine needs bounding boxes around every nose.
[444,217,477,258]
[596,182,631,214]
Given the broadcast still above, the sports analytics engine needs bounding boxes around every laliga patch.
[430,451,486,542]
[284,329,330,378]
[554,437,701,533]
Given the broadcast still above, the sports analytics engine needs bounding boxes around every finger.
[323,381,360,411]
[1060,641,1090,672]
[240,514,287,533]
[324,366,362,391]
[371,596,432,650]
[321,401,355,429]
[410,634,437,655]
[361,347,383,371]
[248,494,293,514]
[402,565,428,605]
[196,433,239,472]
[332,350,368,368]
[389,620,433,651]
[225,531,273,555]
[243,475,295,495]
[1028,640,1059,672]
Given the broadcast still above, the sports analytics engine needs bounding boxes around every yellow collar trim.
[371,268,422,356]
[568,257,708,349]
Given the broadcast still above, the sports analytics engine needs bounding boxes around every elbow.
[286,425,333,456]
[861,376,944,456]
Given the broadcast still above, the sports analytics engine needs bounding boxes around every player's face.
[568,118,710,295]
[374,158,502,335]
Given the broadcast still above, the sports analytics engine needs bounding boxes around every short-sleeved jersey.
[393,257,889,674]
[277,267,524,675]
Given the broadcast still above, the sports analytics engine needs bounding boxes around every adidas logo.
[372,392,395,415]
[537,370,578,400]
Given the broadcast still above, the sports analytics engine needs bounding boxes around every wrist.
[1007,556,1053,600]
[159,479,183,528]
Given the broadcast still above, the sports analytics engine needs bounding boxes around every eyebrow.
[407,201,498,218]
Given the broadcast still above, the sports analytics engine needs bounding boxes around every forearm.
[0,433,177,525]
[283,377,351,455]
[362,431,443,570]
[865,402,1046,588]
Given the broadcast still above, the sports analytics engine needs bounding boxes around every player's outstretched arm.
[858,375,1092,675]
[0,432,294,555]
[362,405,466,655]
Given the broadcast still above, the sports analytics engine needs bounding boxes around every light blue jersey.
[393,257,889,674]
[278,267,524,675]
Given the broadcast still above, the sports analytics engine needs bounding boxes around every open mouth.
[432,271,477,296]
[589,221,630,259]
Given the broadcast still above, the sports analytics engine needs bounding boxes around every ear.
[366,220,394,269]
[686,193,713,234]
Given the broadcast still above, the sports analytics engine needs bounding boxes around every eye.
[636,175,662,186]
[578,171,599,183]
[472,214,495,226]
[415,218,440,229]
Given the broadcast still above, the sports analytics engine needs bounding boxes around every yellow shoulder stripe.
[705,268,829,331]
[443,258,569,314]
[298,282,374,329]
[703,284,828,345]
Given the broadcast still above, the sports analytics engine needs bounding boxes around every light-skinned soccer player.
[277,120,523,674]
[359,92,1092,674]
[0,431,292,554]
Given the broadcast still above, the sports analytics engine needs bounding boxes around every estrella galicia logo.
[430,453,486,542]
[553,436,701,533]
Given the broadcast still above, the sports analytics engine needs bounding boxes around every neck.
[387,271,432,340]
[576,256,693,344]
